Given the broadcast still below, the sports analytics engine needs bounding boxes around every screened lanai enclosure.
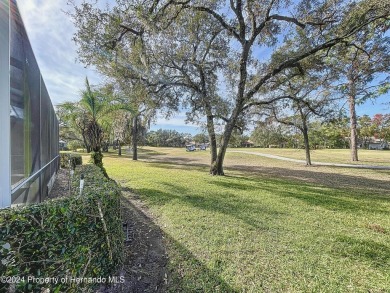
[0,0,59,208]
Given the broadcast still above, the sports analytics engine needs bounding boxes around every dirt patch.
[47,168,71,199]
[99,191,168,293]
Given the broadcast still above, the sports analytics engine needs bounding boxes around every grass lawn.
[95,147,390,292]
[234,148,390,166]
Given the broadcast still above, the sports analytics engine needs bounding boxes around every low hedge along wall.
[60,153,83,169]
[0,164,124,292]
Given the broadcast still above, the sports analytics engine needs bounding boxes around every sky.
[17,0,202,134]
[17,0,389,135]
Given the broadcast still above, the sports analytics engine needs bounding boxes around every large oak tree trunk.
[198,72,218,173]
[210,46,250,175]
[348,85,359,161]
[209,44,251,176]
[299,106,312,166]
[302,126,312,166]
[210,121,235,175]
[205,110,217,174]
[132,115,138,161]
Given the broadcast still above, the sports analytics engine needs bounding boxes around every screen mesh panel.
[9,0,59,206]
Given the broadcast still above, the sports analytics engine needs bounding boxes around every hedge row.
[0,164,124,292]
[60,153,83,169]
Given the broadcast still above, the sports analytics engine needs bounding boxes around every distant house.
[368,140,389,150]
[242,140,254,148]
[59,140,67,150]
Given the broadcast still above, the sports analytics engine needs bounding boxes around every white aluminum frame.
[0,0,11,208]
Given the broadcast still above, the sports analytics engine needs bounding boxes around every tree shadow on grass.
[164,234,239,293]
[141,159,390,199]
[229,163,390,195]
[209,179,259,191]
[138,148,167,154]
[102,148,168,159]
[124,160,389,216]
[102,152,132,159]
[212,173,390,215]
[258,183,389,214]
[332,235,390,268]
[118,192,238,293]
[143,160,208,172]
[144,157,200,164]
[114,165,390,292]
[133,182,286,231]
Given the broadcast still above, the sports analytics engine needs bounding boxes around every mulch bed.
[47,168,72,199]
[99,191,168,293]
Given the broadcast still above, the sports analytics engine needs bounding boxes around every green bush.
[89,151,108,178]
[60,153,83,169]
[67,140,84,152]
[0,164,123,293]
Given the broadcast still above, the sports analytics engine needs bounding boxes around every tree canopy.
[68,0,390,174]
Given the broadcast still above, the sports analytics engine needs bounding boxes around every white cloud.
[154,114,188,126]
[17,0,103,106]
[15,0,209,132]
[150,112,204,134]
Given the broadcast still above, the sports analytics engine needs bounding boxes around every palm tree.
[81,77,108,177]
[81,79,139,173]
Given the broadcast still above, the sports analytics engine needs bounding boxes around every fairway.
[99,147,390,292]
[233,148,390,166]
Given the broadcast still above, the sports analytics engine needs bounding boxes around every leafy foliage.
[250,113,390,150]
[60,153,83,169]
[0,165,123,293]
[89,152,108,178]
[69,0,389,175]
[146,129,190,147]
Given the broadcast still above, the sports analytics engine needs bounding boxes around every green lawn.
[99,148,390,292]
[234,148,390,166]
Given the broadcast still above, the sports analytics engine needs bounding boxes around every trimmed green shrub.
[89,151,108,178]
[60,153,83,169]
[0,164,123,293]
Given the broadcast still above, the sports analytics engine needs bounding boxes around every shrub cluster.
[0,164,123,292]
[89,151,108,178]
[60,153,83,169]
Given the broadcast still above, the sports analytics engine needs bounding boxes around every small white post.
[68,157,72,196]
[79,174,85,196]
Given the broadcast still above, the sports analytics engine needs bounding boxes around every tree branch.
[269,14,306,28]
[181,4,241,41]
[245,30,362,101]
[242,95,294,111]
[119,23,143,37]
